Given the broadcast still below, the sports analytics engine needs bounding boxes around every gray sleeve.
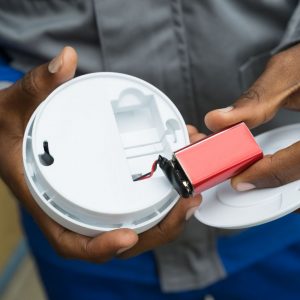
[239,1,300,92]
[272,1,300,54]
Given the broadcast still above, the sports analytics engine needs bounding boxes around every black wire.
[133,172,151,181]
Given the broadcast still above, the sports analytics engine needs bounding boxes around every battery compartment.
[111,88,181,180]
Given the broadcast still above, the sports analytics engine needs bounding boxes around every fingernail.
[48,49,64,74]
[218,106,234,113]
[185,206,198,221]
[235,182,256,192]
[116,245,134,255]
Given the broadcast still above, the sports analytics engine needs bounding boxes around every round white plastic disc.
[23,73,189,236]
[194,123,300,229]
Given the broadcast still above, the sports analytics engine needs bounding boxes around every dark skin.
[0,46,202,262]
[205,43,300,193]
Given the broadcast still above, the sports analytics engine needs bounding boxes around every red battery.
[174,122,263,195]
[155,122,263,197]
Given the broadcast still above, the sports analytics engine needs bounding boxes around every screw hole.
[39,141,54,166]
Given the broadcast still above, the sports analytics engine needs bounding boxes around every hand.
[204,43,300,192]
[0,46,201,262]
[186,125,207,143]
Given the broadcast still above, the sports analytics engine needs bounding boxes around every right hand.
[0,47,201,262]
[204,44,300,193]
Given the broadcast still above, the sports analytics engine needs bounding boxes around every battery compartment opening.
[111,88,181,181]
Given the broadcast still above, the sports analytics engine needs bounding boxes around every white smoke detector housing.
[23,73,189,236]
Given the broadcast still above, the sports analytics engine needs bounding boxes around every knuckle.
[19,70,39,98]
[157,223,181,244]
[84,240,102,262]
[241,87,261,103]
[240,85,267,108]
[240,86,273,126]
[268,155,287,186]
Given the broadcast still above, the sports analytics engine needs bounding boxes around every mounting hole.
[39,141,54,166]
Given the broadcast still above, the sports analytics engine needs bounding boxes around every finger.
[231,141,300,191]
[187,124,206,143]
[4,46,77,122]
[205,44,300,132]
[17,46,77,101]
[52,226,138,263]
[204,86,280,132]
[119,195,201,258]
[187,124,199,136]
[190,132,207,143]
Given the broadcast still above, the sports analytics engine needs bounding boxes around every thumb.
[204,86,280,132]
[204,87,279,132]
[6,46,77,120]
[204,45,300,132]
[231,141,300,191]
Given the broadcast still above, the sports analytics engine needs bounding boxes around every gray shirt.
[1,0,300,292]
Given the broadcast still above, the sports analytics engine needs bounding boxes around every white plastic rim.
[23,72,189,236]
[194,123,300,229]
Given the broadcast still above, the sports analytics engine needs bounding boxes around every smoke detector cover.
[23,73,189,236]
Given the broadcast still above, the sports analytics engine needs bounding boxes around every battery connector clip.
[157,155,193,198]
[133,155,193,198]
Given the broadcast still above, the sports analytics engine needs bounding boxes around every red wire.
[136,160,158,181]
[150,159,158,176]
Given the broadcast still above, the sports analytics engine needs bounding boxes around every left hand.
[204,43,300,192]
[0,47,202,261]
